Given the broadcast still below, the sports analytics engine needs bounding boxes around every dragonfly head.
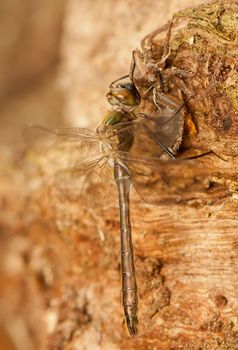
[107,77,140,111]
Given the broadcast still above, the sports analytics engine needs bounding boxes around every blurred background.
[0,1,204,349]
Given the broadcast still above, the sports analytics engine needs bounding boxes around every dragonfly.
[25,86,211,336]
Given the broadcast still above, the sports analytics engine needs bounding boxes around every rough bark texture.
[1,1,238,350]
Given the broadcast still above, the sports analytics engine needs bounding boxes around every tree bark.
[1,1,238,350]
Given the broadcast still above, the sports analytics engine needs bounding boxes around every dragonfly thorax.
[98,139,117,168]
[96,110,134,167]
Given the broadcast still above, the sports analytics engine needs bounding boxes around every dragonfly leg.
[141,21,173,65]
[109,74,130,88]
[181,150,229,162]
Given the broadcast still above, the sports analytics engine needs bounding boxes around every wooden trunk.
[1,1,238,350]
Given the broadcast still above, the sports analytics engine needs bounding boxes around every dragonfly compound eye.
[107,83,140,108]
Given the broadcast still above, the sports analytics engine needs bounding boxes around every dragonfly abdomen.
[122,261,138,336]
[114,163,138,336]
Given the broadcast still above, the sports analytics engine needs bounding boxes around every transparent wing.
[103,119,212,205]
[53,161,118,207]
[24,117,183,171]
[24,120,210,207]
[139,95,184,153]
[24,124,119,206]
[24,124,100,169]
[108,113,182,159]
[118,153,213,205]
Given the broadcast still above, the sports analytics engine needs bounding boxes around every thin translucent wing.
[118,154,213,205]
[24,124,100,169]
[112,120,165,158]
[24,119,204,207]
[24,124,117,205]
[108,116,182,159]
[139,94,184,153]
[24,114,183,171]
[53,161,118,207]
[24,124,97,145]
